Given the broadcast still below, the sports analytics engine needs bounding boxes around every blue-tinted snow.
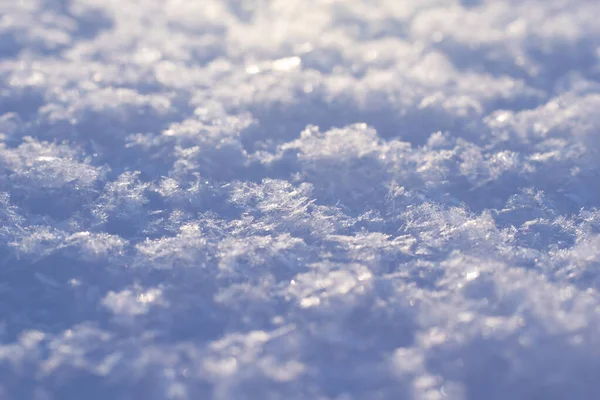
[1,0,600,399]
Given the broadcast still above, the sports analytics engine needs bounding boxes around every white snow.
[1,0,600,398]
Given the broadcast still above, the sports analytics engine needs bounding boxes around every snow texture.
[1,0,600,398]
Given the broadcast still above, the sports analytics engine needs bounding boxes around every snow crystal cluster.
[2,0,600,398]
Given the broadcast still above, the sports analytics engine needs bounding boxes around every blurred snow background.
[1,0,600,398]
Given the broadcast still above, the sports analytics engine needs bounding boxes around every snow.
[1,0,600,398]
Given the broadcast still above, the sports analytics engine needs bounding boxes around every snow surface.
[1,0,600,398]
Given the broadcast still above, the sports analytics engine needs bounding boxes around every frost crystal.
[2,0,600,398]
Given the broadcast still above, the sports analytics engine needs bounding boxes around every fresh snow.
[1,0,600,399]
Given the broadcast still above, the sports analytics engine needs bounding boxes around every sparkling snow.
[1,0,600,398]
